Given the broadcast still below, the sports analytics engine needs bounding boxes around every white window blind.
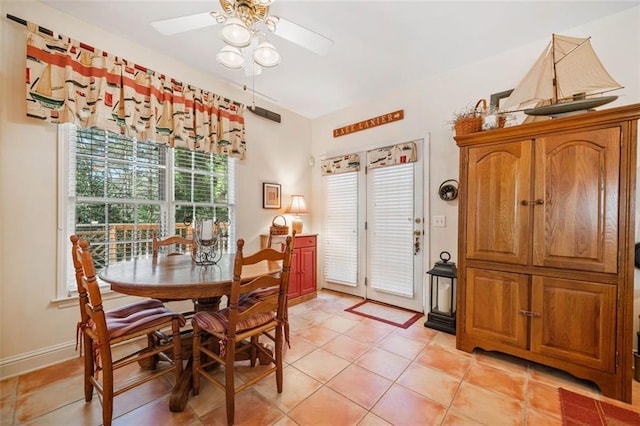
[58,124,235,297]
[324,172,358,285]
[368,163,415,297]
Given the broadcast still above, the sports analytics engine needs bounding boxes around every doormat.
[345,300,423,329]
[558,387,640,425]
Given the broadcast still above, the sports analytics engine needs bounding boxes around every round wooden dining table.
[98,253,282,412]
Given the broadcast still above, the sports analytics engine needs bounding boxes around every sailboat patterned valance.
[367,142,417,169]
[321,154,361,175]
[25,21,246,158]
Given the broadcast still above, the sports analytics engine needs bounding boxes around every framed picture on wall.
[263,183,281,209]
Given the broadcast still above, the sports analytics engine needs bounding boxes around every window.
[57,125,235,298]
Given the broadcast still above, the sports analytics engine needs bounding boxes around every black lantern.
[424,251,457,334]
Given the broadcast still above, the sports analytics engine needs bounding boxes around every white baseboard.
[0,341,78,380]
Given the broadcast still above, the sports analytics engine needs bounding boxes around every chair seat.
[192,306,275,335]
[238,286,280,306]
[100,301,186,339]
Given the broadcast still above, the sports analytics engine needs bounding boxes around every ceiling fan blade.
[150,12,217,36]
[273,17,333,56]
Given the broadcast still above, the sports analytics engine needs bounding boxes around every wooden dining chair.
[191,236,294,425]
[70,235,185,426]
[152,230,194,257]
[266,229,295,252]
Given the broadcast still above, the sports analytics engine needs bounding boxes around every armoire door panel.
[533,128,620,272]
[530,277,616,372]
[466,141,532,264]
[465,268,529,348]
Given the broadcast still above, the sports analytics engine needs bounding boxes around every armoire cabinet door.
[533,128,620,273]
[466,141,532,264]
[530,276,616,372]
[464,268,529,349]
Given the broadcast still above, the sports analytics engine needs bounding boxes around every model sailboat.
[502,34,622,117]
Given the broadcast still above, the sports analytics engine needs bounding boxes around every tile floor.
[2,289,640,425]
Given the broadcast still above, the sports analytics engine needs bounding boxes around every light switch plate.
[433,215,446,227]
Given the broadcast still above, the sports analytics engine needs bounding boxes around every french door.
[322,139,426,312]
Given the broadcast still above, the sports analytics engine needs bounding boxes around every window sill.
[51,288,130,309]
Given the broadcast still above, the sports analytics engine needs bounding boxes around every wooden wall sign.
[333,109,404,138]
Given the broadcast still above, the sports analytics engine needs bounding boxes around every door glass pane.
[324,173,358,285]
[368,163,415,297]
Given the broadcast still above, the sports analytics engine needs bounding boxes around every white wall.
[0,1,312,378]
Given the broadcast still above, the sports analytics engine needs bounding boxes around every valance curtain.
[367,142,417,169]
[321,154,361,175]
[25,21,246,159]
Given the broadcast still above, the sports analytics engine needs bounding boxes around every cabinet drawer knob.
[520,199,544,206]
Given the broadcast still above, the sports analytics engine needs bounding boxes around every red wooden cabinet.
[261,234,317,304]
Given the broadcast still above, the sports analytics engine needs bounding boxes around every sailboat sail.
[502,34,622,111]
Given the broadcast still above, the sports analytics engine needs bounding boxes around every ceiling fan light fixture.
[216,46,246,69]
[221,17,253,47]
[253,41,281,67]
[264,16,279,33]
[256,0,275,6]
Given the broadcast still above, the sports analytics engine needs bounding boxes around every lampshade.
[286,195,308,234]
[286,195,308,215]
[253,41,281,67]
[216,46,245,69]
[221,17,253,47]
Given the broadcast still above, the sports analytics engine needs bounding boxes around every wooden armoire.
[455,104,640,402]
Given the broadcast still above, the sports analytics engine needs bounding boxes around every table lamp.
[285,195,308,234]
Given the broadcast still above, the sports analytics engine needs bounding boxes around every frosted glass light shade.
[221,17,252,47]
[216,46,245,69]
[253,41,281,67]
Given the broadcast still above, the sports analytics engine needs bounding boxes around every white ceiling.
[40,0,637,119]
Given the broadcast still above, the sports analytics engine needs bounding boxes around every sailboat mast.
[551,33,558,104]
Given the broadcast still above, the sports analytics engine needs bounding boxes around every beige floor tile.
[346,322,394,345]
[112,394,199,426]
[376,333,425,360]
[293,324,341,346]
[288,386,367,426]
[354,346,411,381]
[414,344,471,379]
[17,357,84,395]
[391,322,437,345]
[464,361,527,401]
[0,377,18,403]
[371,383,447,425]
[321,334,372,362]
[318,315,360,334]
[441,409,482,425]
[396,362,460,406]
[253,365,323,413]
[293,348,350,383]
[450,381,524,426]
[357,412,392,425]
[15,374,85,423]
[525,408,562,426]
[326,364,392,409]
[473,348,529,375]
[283,336,318,364]
[199,388,284,426]
[21,397,103,426]
[526,379,562,417]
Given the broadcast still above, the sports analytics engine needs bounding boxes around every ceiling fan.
[150,0,333,56]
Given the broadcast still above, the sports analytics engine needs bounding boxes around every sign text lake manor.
[333,110,404,138]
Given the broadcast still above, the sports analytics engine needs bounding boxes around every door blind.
[323,172,358,285]
[368,163,415,297]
